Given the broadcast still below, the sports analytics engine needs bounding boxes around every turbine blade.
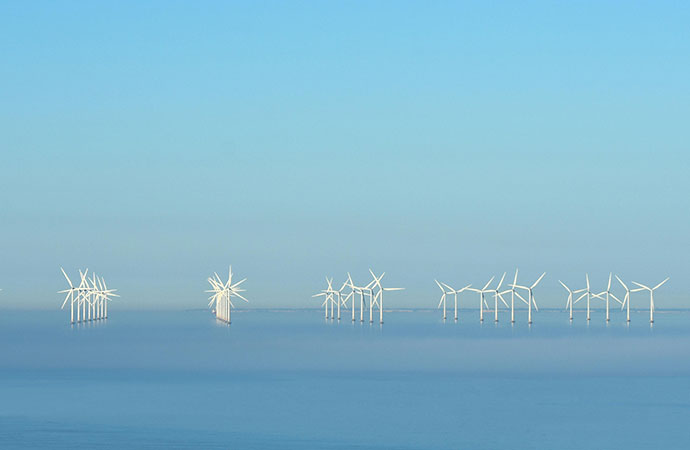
[514,291,528,305]
[653,277,670,290]
[497,272,506,290]
[631,281,650,290]
[531,272,546,289]
[60,267,73,288]
[615,275,628,291]
[435,279,445,292]
[558,280,570,292]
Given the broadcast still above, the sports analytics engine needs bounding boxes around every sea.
[0,308,689,449]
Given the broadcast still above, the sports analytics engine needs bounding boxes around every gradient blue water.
[1,308,689,449]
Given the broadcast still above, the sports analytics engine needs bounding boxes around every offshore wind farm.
[2,1,690,449]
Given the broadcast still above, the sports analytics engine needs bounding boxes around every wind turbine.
[631,277,669,323]
[100,276,118,319]
[488,273,509,322]
[559,280,584,321]
[435,280,449,320]
[500,269,527,324]
[355,278,375,322]
[615,275,632,322]
[312,277,336,320]
[573,274,595,321]
[441,282,472,322]
[336,278,352,321]
[467,276,494,323]
[342,273,357,322]
[89,273,100,321]
[77,269,89,323]
[58,268,78,324]
[595,273,622,322]
[510,272,545,324]
[60,268,90,323]
[98,276,118,319]
[369,269,404,324]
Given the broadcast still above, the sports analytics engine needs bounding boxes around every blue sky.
[1,1,688,309]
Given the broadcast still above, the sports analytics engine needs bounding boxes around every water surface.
[0,308,689,449]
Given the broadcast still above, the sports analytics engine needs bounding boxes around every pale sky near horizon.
[1,1,689,309]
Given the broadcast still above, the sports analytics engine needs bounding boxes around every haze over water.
[1,308,689,449]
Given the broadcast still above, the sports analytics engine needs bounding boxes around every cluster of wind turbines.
[58,268,119,324]
[435,270,545,324]
[313,270,404,324]
[560,274,670,323]
[54,264,668,327]
[435,270,670,324]
[206,266,249,324]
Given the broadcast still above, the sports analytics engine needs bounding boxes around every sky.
[1,1,689,309]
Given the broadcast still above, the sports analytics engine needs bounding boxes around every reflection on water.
[0,309,689,449]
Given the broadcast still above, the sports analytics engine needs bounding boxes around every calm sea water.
[0,308,689,449]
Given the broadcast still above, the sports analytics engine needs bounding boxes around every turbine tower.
[631,277,669,323]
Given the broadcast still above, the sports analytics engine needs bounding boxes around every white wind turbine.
[573,274,595,321]
[341,273,357,322]
[312,277,336,320]
[336,278,352,321]
[559,280,585,321]
[76,269,90,323]
[102,277,118,319]
[510,272,545,324]
[500,269,527,324]
[59,268,91,323]
[351,277,375,322]
[488,273,509,322]
[95,275,118,320]
[435,280,450,320]
[594,273,622,322]
[369,269,404,324]
[89,273,100,321]
[441,281,472,322]
[615,275,632,323]
[631,277,669,324]
[467,276,494,323]
[59,268,79,324]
